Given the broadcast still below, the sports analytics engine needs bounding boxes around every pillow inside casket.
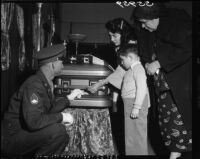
[53,63,114,108]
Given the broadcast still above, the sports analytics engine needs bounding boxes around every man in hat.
[1,44,85,156]
[132,2,192,159]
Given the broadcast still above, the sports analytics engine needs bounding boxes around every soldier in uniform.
[1,44,85,156]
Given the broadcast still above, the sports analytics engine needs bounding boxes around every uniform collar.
[131,60,141,70]
[36,70,55,99]
[36,70,51,89]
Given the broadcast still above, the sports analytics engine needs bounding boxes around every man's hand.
[61,112,74,126]
[145,60,160,75]
[67,89,87,100]
[130,108,140,119]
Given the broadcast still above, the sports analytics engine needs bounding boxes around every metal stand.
[68,34,86,55]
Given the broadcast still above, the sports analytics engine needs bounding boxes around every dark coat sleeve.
[157,34,192,72]
[22,81,63,131]
[156,9,192,72]
[136,29,155,64]
[49,97,70,113]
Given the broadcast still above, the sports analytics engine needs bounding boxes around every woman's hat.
[133,2,162,20]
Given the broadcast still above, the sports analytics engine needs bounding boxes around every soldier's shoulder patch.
[30,93,39,105]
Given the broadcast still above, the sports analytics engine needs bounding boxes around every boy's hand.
[87,83,101,93]
[130,108,140,119]
[87,79,108,94]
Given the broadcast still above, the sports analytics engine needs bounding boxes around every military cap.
[33,44,66,65]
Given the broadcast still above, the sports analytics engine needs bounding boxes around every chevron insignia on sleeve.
[30,93,39,104]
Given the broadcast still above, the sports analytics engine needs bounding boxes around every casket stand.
[54,56,117,156]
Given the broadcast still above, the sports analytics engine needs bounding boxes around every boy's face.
[120,55,132,70]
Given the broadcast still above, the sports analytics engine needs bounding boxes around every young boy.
[118,44,150,155]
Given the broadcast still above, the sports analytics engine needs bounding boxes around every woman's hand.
[145,60,160,75]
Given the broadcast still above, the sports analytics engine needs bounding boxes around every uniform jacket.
[137,8,192,130]
[2,70,69,136]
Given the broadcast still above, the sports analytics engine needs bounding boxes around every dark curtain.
[1,3,59,119]
[1,3,36,119]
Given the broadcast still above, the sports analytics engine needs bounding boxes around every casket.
[54,63,113,108]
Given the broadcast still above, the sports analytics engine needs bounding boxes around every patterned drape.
[16,5,26,71]
[1,3,15,71]
[63,108,116,156]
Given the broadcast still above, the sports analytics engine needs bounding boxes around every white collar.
[131,60,141,70]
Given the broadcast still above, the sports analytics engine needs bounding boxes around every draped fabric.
[1,3,15,71]
[32,4,45,69]
[32,14,44,52]
[63,108,116,156]
[47,14,55,47]
[41,3,55,47]
[33,5,45,51]
[16,5,26,71]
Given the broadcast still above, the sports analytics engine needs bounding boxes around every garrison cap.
[33,44,66,65]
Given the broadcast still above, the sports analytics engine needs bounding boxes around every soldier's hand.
[67,89,85,100]
[61,112,74,126]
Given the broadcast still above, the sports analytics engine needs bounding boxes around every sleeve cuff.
[133,104,142,109]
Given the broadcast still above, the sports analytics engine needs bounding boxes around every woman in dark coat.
[132,2,192,159]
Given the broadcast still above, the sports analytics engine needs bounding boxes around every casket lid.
[59,64,113,76]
